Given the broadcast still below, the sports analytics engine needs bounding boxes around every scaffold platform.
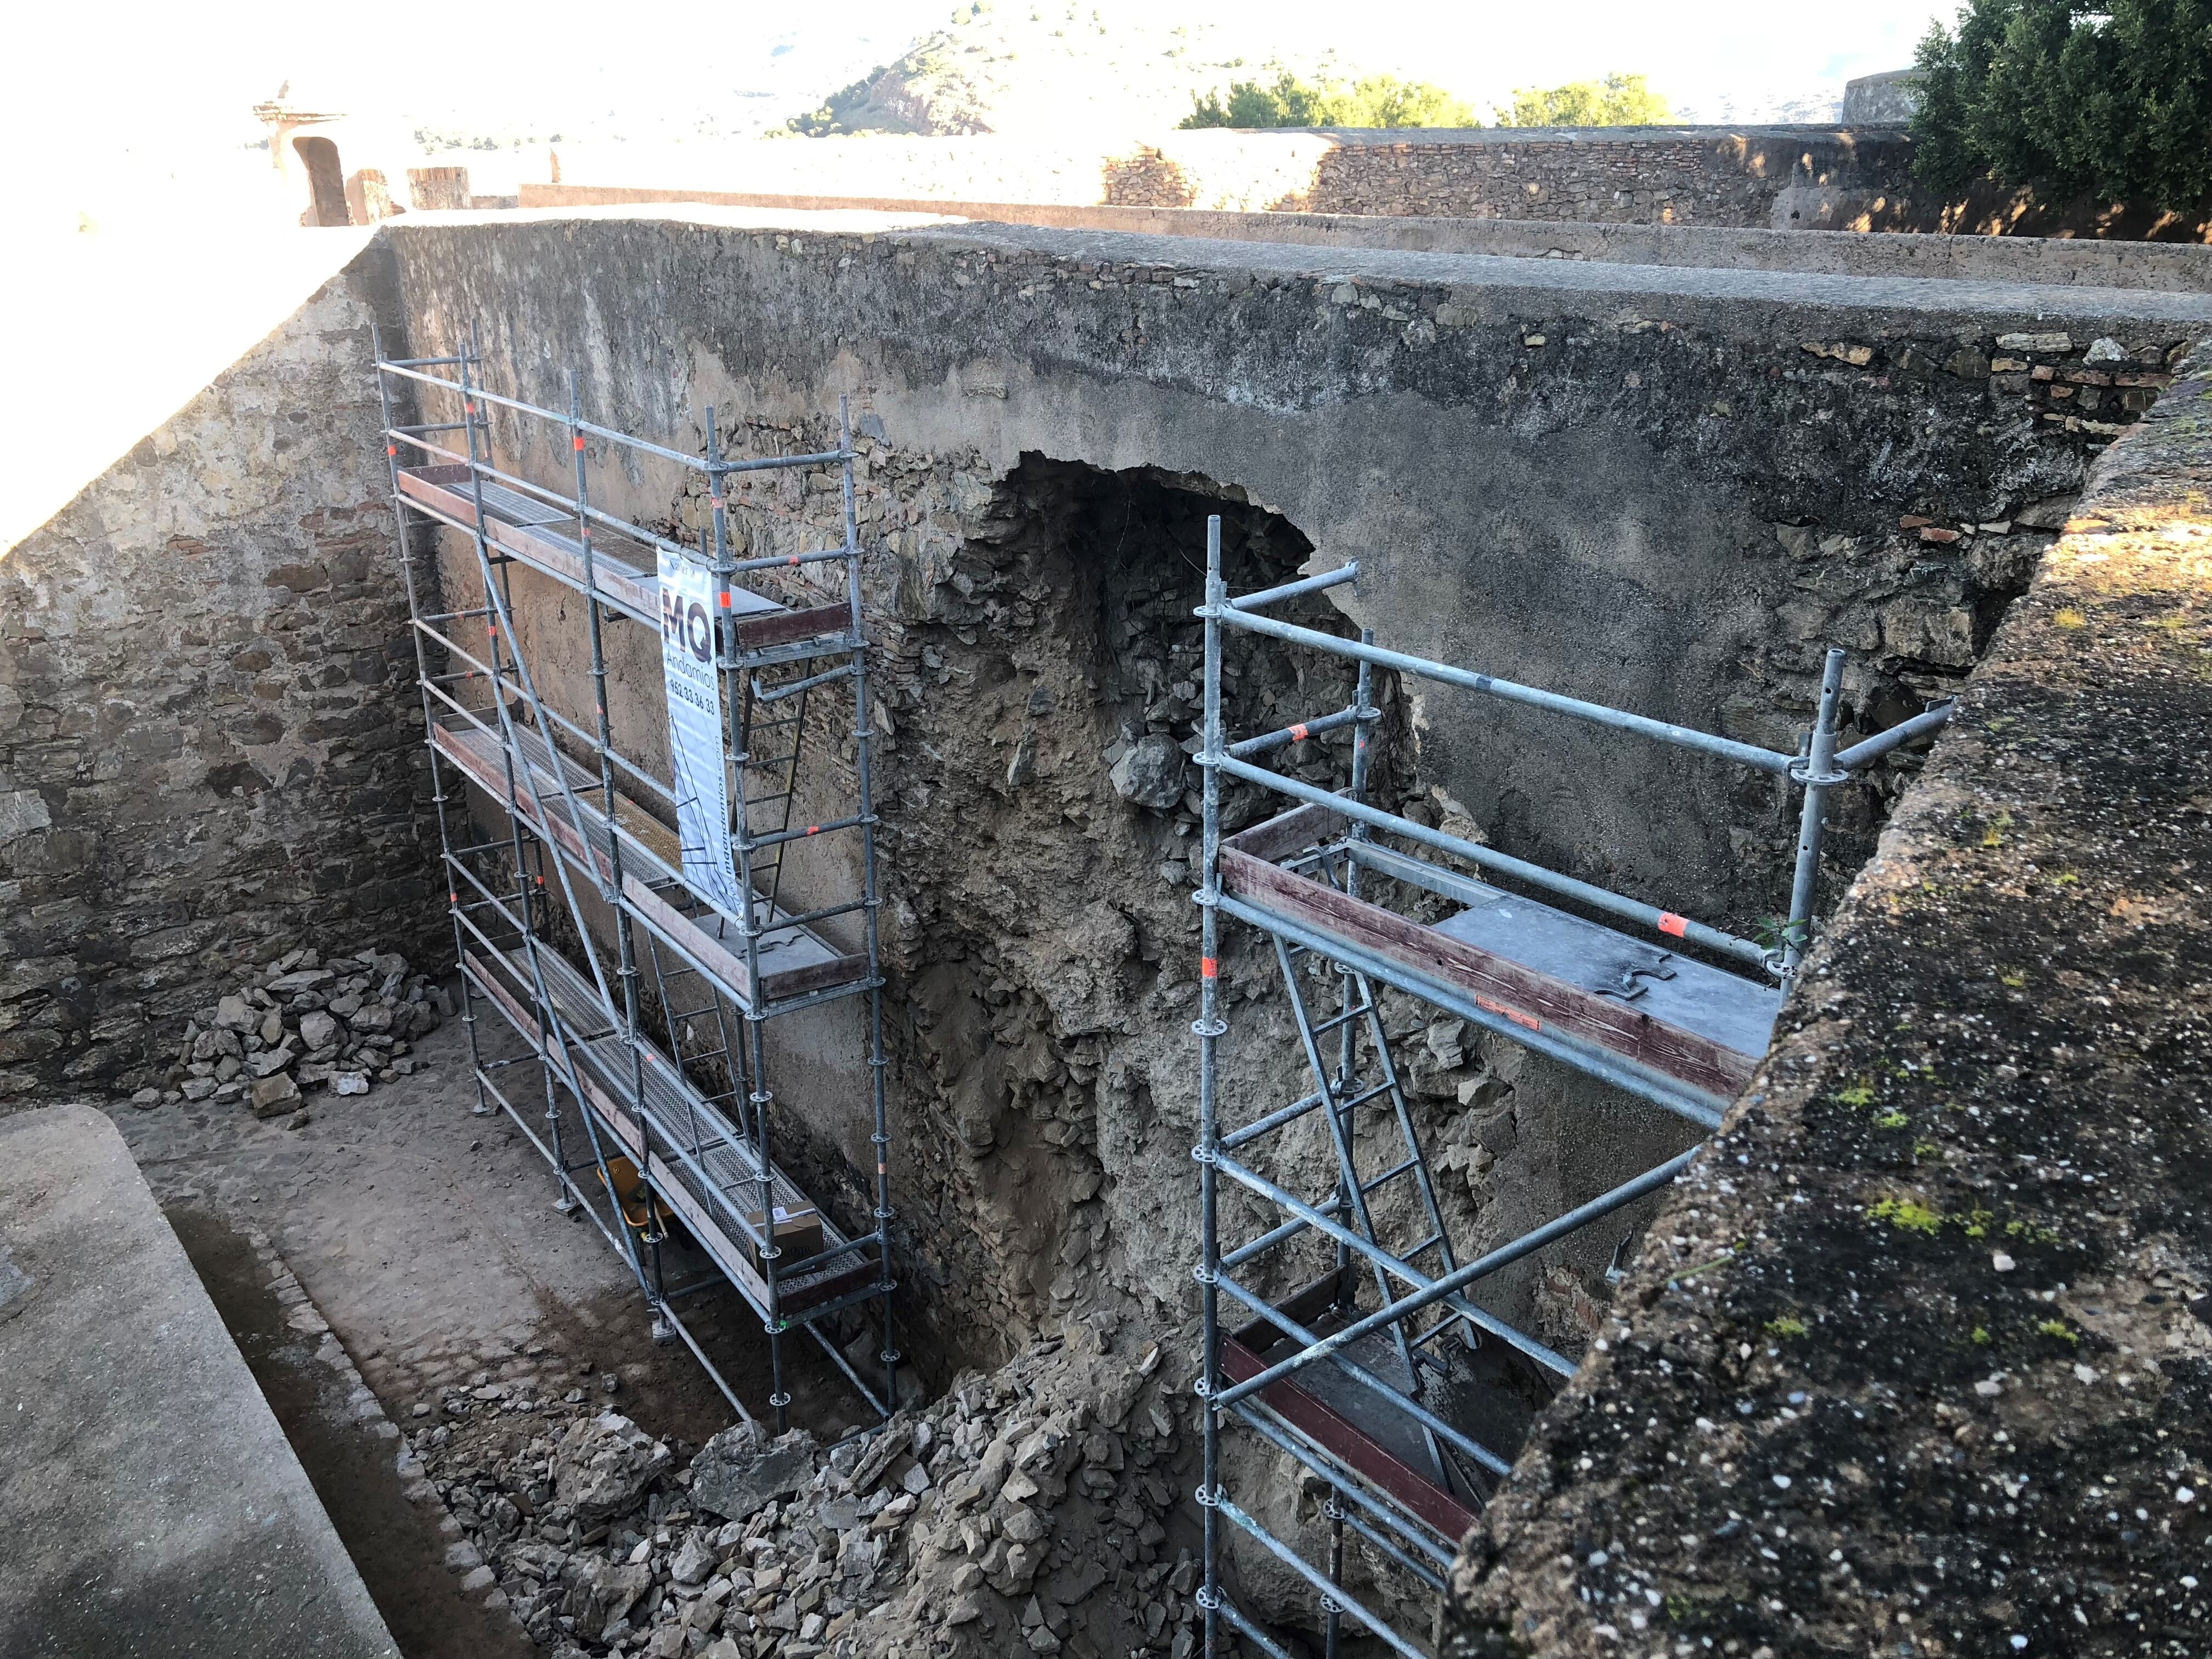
[373,334,899,1429]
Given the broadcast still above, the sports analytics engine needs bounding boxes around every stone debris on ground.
[401,1310,1205,1659]
[137,945,449,1115]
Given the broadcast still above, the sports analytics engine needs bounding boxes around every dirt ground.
[99,988,876,1656]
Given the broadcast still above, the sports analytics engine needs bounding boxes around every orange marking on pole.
[1289,722,1309,741]
[719,592,732,608]
[805,824,821,836]
[1201,957,1219,979]
[386,444,397,457]
[573,435,587,451]
[709,496,725,511]
[787,555,801,566]
[1658,912,1689,938]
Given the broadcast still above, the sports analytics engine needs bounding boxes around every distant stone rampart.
[539,126,1914,230]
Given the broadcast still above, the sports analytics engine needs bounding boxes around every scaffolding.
[373,332,896,1430]
[1188,517,1951,1657]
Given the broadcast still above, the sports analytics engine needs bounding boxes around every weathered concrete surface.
[0,236,445,1101]
[520,188,2212,294]
[382,208,2207,1385]
[0,1102,398,1658]
[1446,337,2212,1654]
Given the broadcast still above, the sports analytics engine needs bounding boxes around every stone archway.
[291,135,349,227]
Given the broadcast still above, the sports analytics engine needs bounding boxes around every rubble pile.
[407,1313,1205,1659]
[142,946,448,1118]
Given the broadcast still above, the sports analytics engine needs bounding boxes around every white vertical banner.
[658,548,746,917]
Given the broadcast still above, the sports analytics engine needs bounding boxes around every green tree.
[1181,70,1476,129]
[1495,72,1672,127]
[1911,0,2212,211]
[1352,75,1479,128]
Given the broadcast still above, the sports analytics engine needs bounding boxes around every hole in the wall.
[874,455,1696,1485]
[875,453,1381,1384]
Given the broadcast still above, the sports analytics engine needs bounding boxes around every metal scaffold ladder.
[373,328,899,1430]
[1187,515,1953,1658]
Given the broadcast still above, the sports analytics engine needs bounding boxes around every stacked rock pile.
[143,946,449,1117]
[406,1312,1201,1659]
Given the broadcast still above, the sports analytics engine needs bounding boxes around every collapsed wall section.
[0,241,443,1101]
[380,212,2209,1400]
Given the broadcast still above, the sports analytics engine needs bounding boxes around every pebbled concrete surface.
[1445,337,2212,1653]
[101,1003,866,1445]
[0,1102,398,1659]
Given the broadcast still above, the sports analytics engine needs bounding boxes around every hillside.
[787,5,1850,138]
[787,4,1328,137]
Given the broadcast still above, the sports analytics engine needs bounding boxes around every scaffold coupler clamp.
[1785,755,1850,788]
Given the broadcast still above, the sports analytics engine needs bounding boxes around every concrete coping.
[514,187,2212,295]
[912,221,2212,328]
[380,210,2212,330]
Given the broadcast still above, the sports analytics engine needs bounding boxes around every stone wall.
[0,240,443,1101]
[1444,324,2212,1659]
[381,210,2208,1378]
[542,127,1913,229]
[1289,129,1914,228]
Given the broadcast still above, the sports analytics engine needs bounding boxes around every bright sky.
[8,0,1954,178]
[0,0,1955,546]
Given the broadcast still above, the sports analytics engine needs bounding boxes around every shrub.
[1494,72,1672,128]
[1911,0,2212,211]
[1181,71,1476,130]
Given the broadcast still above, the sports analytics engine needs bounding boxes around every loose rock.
[249,1073,302,1118]
[691,1423,816,1523]
[554,1412,672,1521]
[1108,735,1187,810]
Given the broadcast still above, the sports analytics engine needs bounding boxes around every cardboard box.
[744,1204,824,1274]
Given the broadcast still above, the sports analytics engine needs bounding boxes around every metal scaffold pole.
[1186,517,1946,1655]
[840,393,901,1414]
[373,323,495,1133]
[1195,515,1227,1659]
